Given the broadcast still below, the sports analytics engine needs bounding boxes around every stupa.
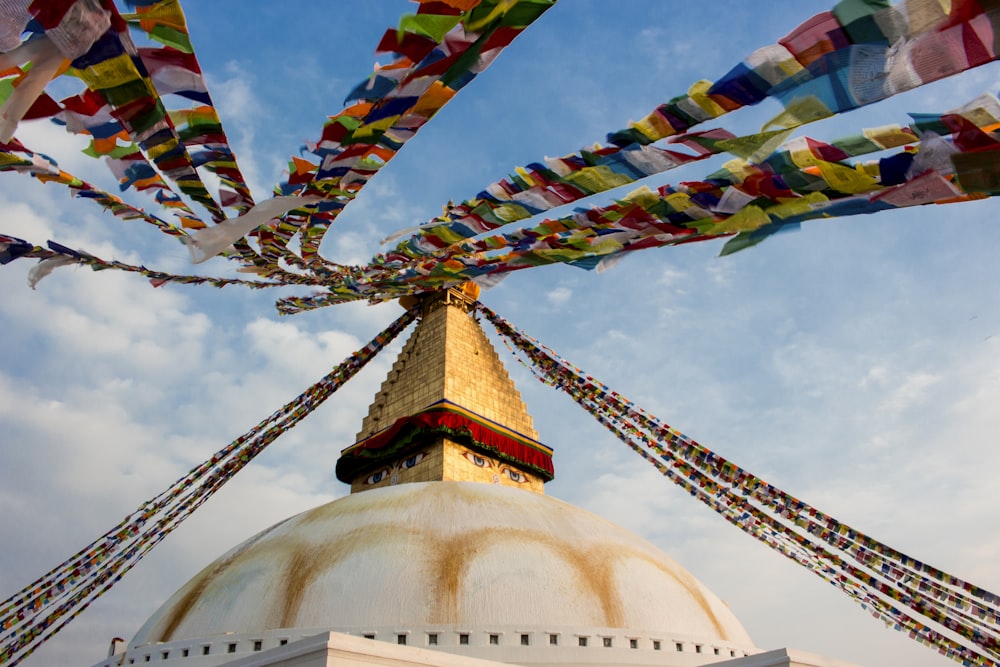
[89,286,855,667]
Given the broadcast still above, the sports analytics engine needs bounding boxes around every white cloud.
[245,316,362,379]
[546,285,572,306]
[657,265,686,288]
[881,370,940,414]
[859,364,887,388]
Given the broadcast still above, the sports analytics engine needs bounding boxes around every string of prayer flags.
[0,138,193,239]
[260,0,556,273]
[478,303,1000,667]
[67,13,227,221]
[0,308,416,667]
[41,85,210,229]
[378,119,919,264]
[379,135,726,258]
[0,236,307,290]
[0,138,318,286]
[2,0,260,253]
[5,0,999,317]
[273,96,994,313]
[609,0,1000,147]
[3,0,999,317]
[383,0,1000,260]
[123,1,256,213]
[0,139,317,286]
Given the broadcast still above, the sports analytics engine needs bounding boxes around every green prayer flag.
[149,25,193,53]
[398,14,463,42]
[0,78,14,106]
[82,143,139,159]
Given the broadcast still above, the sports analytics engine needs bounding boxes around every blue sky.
[1,2,999,666]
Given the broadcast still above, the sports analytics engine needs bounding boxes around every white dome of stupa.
[117,482,754,666]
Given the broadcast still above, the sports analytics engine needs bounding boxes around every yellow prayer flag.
[688,80,727,118]
[662,191,694,213]
[631,115,669,143]
[352,115,398,140]
[0,153,30,168]
[762,95,833,131]
[588,237,624,255]
[858,162,880,179]
[74,53,141,90]
[647,110,680,139]
[145,137,182,162]
[493,203,532,223]
[622,185,660,208]
[712,205,770,234]
[956,103,1000,129]
[166,110,188,126]
[766,192,828,219]
[785,138,819,169]
[716,129,793,163]
[514,166,537,188]
[720,158,753,183]
[863,124,916,149]
[174,178,205,191]
[563,165,632,194]
[815,160,880,194]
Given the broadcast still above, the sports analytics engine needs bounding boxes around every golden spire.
[337,284,552,494]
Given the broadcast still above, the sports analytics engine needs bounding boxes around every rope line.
[479,302,1000,667]
[0,308,416,667]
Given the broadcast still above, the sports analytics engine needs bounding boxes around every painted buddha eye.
[462,451,491,468]
[365,468,391,485]
[501,467,527,483]
[400,452,425,470]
